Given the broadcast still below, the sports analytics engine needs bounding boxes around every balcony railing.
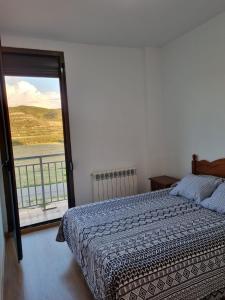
[14,153,68,210]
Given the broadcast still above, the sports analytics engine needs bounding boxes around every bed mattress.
[57,189,225,300]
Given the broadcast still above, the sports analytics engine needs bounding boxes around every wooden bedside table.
[149,175,179,191]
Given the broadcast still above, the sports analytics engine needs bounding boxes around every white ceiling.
[1,0,225,47]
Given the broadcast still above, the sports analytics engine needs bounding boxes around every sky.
[5,76,61,109]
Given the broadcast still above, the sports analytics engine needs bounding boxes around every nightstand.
[148,175,179,191]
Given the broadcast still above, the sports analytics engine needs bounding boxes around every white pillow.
[170,174,221,203]
[201,183,225,214]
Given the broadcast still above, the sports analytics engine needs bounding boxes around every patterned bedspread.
[56,189,225,300]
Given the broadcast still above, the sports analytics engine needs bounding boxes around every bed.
[57,155,225,300]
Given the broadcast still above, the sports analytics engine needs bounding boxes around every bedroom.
[1,0,225,299]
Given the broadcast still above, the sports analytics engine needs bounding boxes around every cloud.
[6,80,61,109]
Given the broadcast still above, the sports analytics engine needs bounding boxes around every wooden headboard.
[192,154,225,178]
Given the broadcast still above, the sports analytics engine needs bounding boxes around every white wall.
[160,12,225,177]
[0,164,6,300]
[0,209,4,300]
[2,34,151,205]
[144,48,166,176]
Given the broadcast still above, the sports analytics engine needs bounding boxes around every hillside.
[9,106,64,145]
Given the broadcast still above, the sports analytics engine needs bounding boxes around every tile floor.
[19,200,68,226]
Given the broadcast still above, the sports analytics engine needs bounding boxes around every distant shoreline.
[13,143,64,159]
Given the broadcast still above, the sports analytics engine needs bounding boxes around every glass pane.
[5,76,68,227]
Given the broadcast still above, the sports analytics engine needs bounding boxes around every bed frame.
[192,154,225,177]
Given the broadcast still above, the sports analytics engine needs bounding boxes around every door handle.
[69,161,74,172]
[2,159,10,170]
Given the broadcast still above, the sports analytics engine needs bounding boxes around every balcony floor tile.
[19,200,68,227]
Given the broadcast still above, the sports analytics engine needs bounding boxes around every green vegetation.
[9,105,64,145]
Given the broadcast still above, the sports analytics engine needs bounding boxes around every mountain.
[9,106,64,145]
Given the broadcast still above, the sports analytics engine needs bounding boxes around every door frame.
[1,46,75,234]
[0,43,23,260]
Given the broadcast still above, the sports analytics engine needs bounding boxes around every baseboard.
[0,237,5,300]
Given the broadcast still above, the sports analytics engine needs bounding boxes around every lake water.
[13,143,65,158]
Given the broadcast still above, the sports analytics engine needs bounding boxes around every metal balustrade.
[14,153,68,210]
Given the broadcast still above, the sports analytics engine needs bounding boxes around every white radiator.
[91,168,138,202]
